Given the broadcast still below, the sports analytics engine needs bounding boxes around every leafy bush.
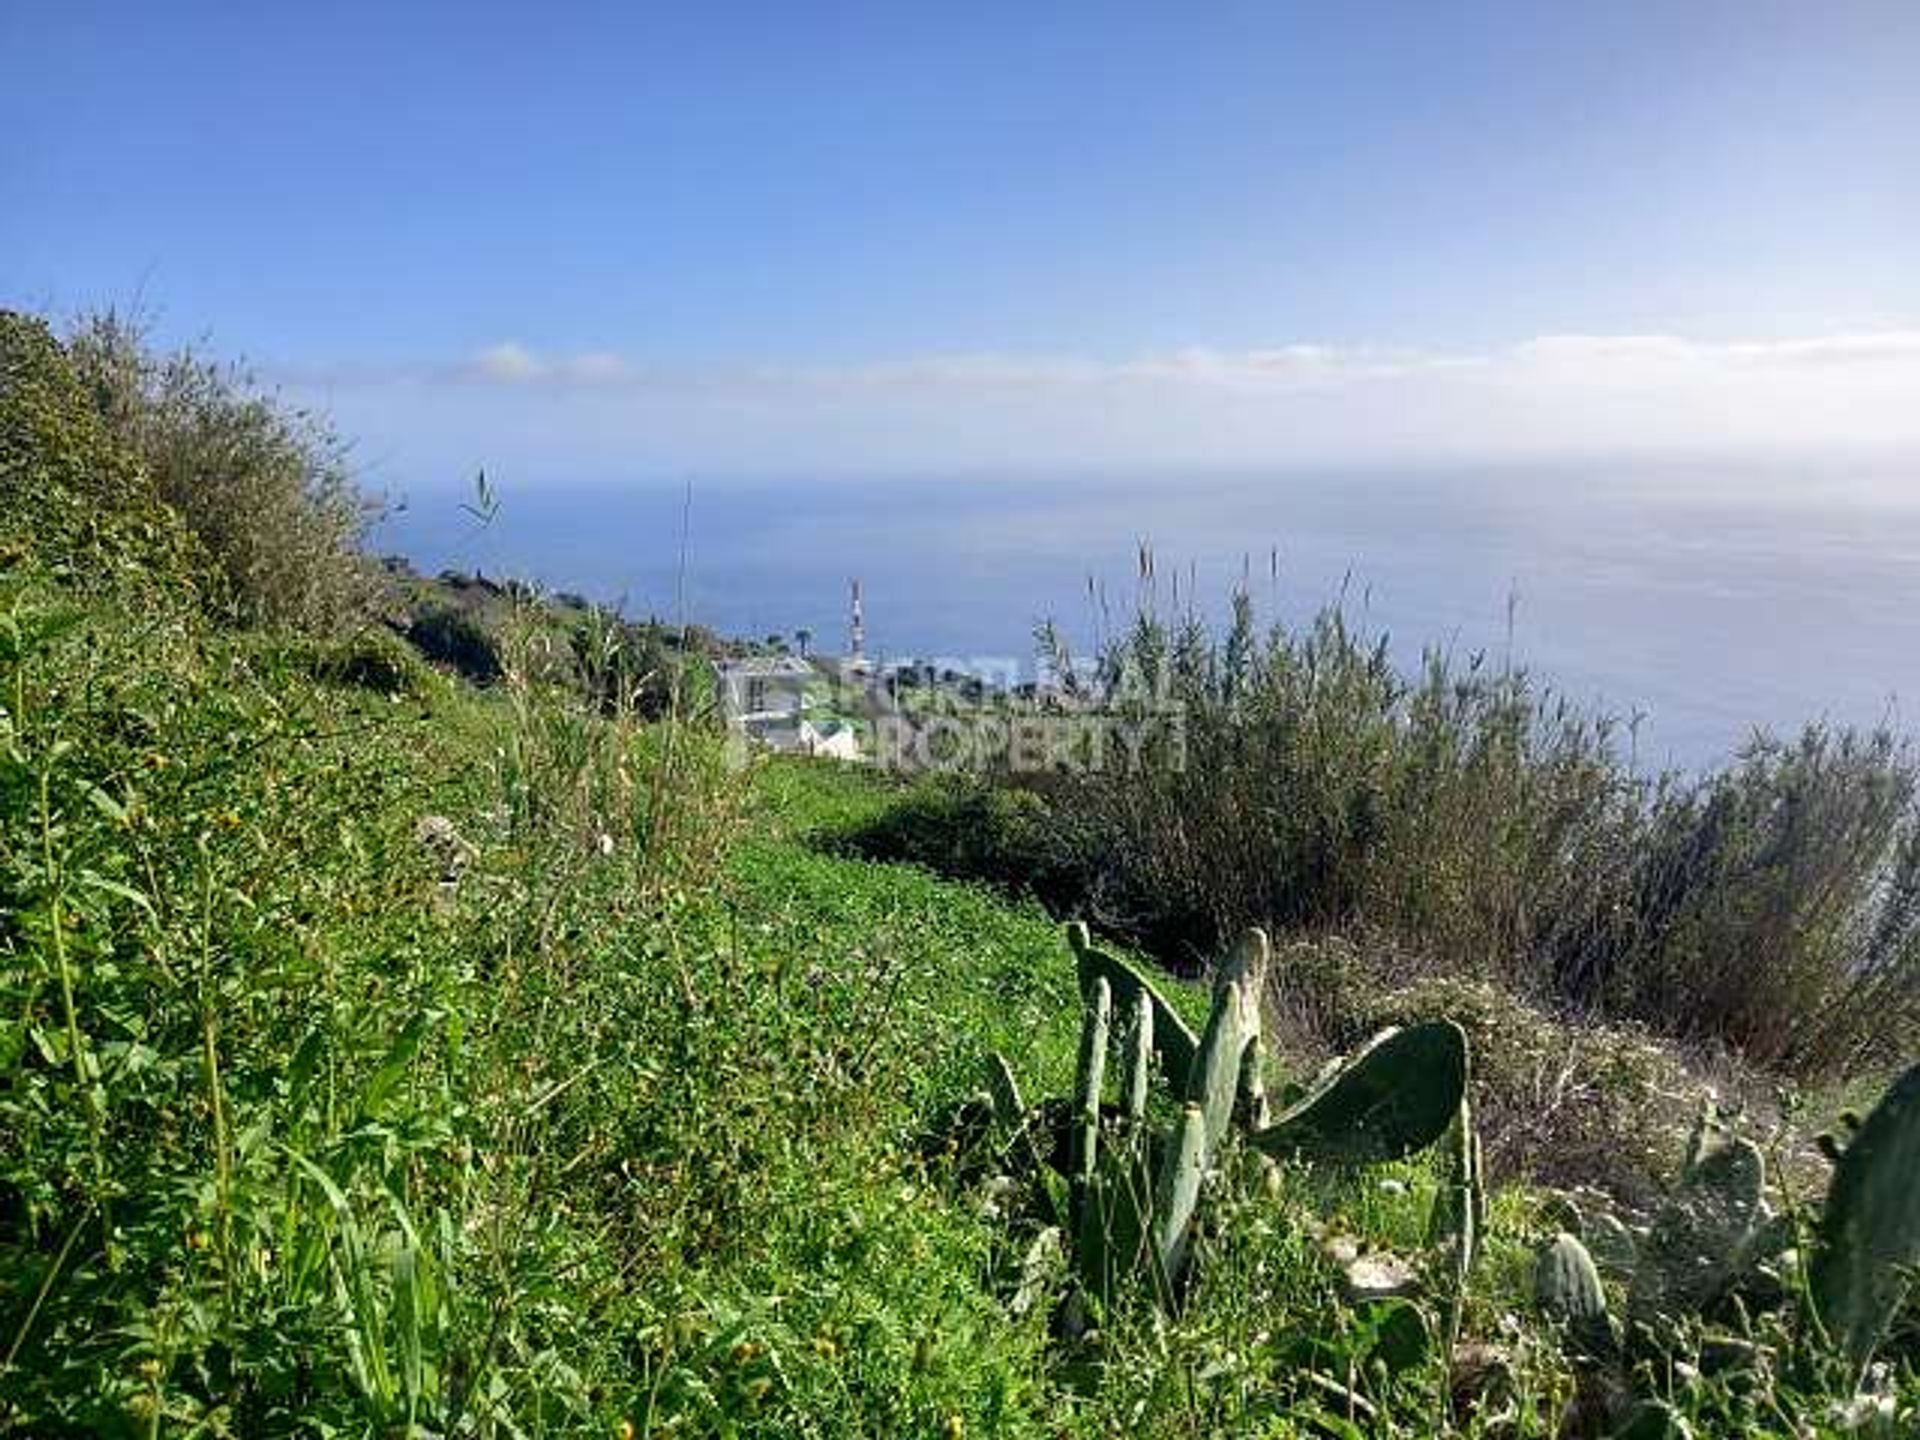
[293,625,436,698]
[0,311,198,591]
[829,775,1094,912]
[403,599,504,683]
[1602,727,1920,1074]
[64,308,378,632]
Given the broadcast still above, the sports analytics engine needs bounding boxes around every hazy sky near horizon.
[5,1,1919,484]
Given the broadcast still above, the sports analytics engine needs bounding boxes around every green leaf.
[359,1009,440,1119]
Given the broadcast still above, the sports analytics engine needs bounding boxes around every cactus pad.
[1250,1020,1469,1165]
[1153,1102,1210,1295]
[983,1051,1026,1128]
[1072,975,1112,1201]
[1811,1058,1920,1373]
[1067,922,1199,1090]
[1186,927,1268,1150]
[1122,989,1153,1122]
[1535,1231,1616,1361]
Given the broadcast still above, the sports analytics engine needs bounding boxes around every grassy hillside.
[4,308,1917,1436]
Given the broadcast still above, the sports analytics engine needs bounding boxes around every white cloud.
[469,341,540,381]
[293,329,1920,475]
[464,342,632,384]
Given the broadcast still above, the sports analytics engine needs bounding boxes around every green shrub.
[64,308,378,633]
[293,625,435,698]
[0,310,199,593]
[403,600,503,683]
[828,775,1085,903]
[865,588,1920,1080]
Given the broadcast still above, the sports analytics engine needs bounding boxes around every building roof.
[715,656,816,681]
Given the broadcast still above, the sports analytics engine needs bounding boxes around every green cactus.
[1627,1135,1765,1327]
[1811,1057,1920,1374]
[1235,1033,1271,1131]
[1072,975,1112,1206]
[1185,926,1267,1156]
[1426,1098,1482,1260]
[1121,989,1153,1123]
[1427,1095,1484,1343]
[1250,1021,1469,1165]
[1534,1231,1618,1361]
[1067,922,1199,1090]
[1152,1103,1210,1294]
[1681,1096,1719,1178]
[1011,925,1476,1323]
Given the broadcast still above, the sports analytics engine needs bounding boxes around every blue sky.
[5,1,1918,480]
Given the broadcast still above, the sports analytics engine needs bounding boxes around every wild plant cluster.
[62,309,379,633]
[852,584,1920,1080]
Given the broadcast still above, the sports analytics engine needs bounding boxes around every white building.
[715,656,866,761]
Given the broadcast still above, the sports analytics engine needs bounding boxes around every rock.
[1341,1252,1420,1303]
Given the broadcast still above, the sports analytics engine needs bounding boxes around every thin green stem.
[197,845,236,1325]
[41,766,112,1253]
[1,1202,94,1376]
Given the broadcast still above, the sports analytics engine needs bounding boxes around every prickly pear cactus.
[1067,922,1198,1090]
[1426,1098,1482,1262]
[1186,927,1267,1155]
[1681,1096,1719,1178]
[1235,1033,1271,1130]
[1121,989,1153,1123]
[1030,923,1478,1321]
[1811,1058,1920,1373]
[1072,975,1112,1205]
[1535,1231,1617,1361]
[1153,1103,1210,1293]
[1250,1020,1468,1165]
[1626,1134,1765,1327]
[1428,1095,1484,1342]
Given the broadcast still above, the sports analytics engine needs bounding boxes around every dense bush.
[831,775,1094,910]
[850,589,1920,1079]
[64,309,378,632]
[293,625,437,698]
[404,599,505,683]
[0,311,199,591]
